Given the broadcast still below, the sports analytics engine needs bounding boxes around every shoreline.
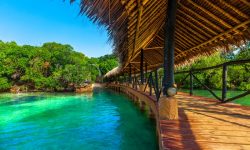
[0,83,101,94]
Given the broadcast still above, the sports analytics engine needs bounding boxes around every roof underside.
[73,0,250,76]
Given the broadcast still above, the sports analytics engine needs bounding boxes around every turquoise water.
[179,89,250,106]
[0,88,158,150]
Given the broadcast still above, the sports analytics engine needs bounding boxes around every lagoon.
[0,88,158,150]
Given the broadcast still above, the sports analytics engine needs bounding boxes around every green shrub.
[0,77,11,91]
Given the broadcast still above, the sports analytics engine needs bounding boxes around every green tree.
[0,40,118,91]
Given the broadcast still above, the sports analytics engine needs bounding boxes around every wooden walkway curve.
[108,84,250,150]
[161,92,250,150]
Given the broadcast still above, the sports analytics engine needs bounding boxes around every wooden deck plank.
[161,93,250,150]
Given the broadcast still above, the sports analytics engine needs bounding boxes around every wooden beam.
[145,56,154,66]
[156,35,164,41]
[122,0,136,14]
[126,2,166,64]
[176,22,204,43]
[175,36,190,50]
[124,62,164,74]
[176,20,208,41]
[175,47,183,53]
[178,9,218,36]
[176,20,250,58]
[219,1,248,19]
[178,2,224,33]
[131,0,143,60]
[144,47,163,50]
[187,0,232,29]
[154,48,163,57]
[140,49,144,84]
[126,22,166,68]
[131,63,140,71]
[205,0,240,24]
[175,30,196,47]
[177,15,213,38]
[130,62,147,64]
[241,0,250,8]
[129,63,132,83]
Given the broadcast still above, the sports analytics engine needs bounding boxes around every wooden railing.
[114,59,249,103]
[175,59,250,102]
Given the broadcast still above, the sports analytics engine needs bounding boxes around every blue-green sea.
[0,88,158,150]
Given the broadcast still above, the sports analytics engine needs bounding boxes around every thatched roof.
[72,0,250,76]
[104,66,122,78]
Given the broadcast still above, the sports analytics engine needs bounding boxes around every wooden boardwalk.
[160,92,250,150]
[109,84,250,150]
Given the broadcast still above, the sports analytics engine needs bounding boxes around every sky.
[0,0,113,57]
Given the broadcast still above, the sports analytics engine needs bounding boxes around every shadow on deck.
[161,93,250,150]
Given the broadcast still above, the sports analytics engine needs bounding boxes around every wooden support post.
[132,77,134,88]
[134,68,136,89]
[125,74,127,84]
[154,69,160,100]
[222,64,227,102]
[162,0,177,96]
[129,63,132,83]
[139,49,146,91]
[145,62,148,80]
[140,49,144,84]
[136,78,138,90]
[159,76,162,89]
[190,71,193,96]
[149,72,152,96]
[159,0,178,120]
[127,74,130,86]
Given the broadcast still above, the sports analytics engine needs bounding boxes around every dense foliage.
[0,41,118,92]
[174,43,250,91]
[1,39,248,92]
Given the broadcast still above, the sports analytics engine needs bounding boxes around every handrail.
[110,59,249,103]
[224,90,250,103]
[176,59,250,74]
[175,59,250,102]
[191,73,222,101]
